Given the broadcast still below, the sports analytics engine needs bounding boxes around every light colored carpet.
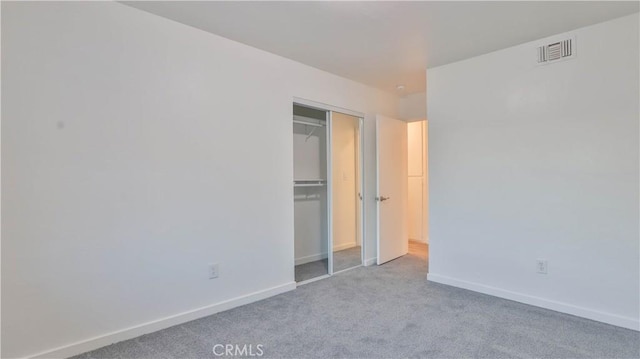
[71,253,639,359]
[333,245,362,272]
[294,258,328,282]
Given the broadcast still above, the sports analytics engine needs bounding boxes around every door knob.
[377,196,390,202]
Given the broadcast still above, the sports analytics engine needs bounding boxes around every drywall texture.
[407,121,428,243]
[1,2,398,357]
[398,92,427,121]
[427,14,639,329]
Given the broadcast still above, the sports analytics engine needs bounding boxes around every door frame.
[326,109,333,275]
[356,117,364,269]
[375,118,381,265]
[293,97,366,276]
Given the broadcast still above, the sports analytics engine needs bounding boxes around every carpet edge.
[28,281,297,359]
[427,273,639,331]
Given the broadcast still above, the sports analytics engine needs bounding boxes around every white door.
[376,115,408,264]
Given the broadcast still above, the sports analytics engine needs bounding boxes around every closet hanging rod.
[294,183,326,187]
[293,119,325,127]
[293,114,326,122]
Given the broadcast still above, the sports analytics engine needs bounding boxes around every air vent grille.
[537,38,573,63]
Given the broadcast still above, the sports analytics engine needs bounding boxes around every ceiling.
[123,1,639,95]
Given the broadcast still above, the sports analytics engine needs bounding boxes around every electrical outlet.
[208,263,219,279]
[536,259,548,274]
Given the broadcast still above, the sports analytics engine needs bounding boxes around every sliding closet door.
[293,101,366,282]
[326,111,333,275]
[331,112,363,272]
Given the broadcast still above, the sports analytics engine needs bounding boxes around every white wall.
[401,92,429,245]
[399,92,427,121]
[1,2,399,357]
[293,185,328,265]
[427,14,639,330]
[407,121,428,243]
[332,113,359,251]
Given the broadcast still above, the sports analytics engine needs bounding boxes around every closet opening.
[293,101,364,284]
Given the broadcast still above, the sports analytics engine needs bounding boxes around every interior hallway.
[73,252,638,359]
[409,240,428,260]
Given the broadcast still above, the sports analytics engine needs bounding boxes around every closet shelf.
[294,179,326,187]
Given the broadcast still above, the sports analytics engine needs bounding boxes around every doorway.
[407,120,428,261]
[375,116,428,266]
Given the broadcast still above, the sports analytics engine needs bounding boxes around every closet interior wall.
[293,105,329,282]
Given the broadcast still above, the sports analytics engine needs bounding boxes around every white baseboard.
[409,238,428,244]
[427,273,639,331]
[364,257,376,266]
[29,282,297,359]
[294,243,358,266]
[296,274,331,286]
[333,242,357,251]
[294,252,328,265]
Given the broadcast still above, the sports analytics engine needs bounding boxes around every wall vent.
[537,38,574,64]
